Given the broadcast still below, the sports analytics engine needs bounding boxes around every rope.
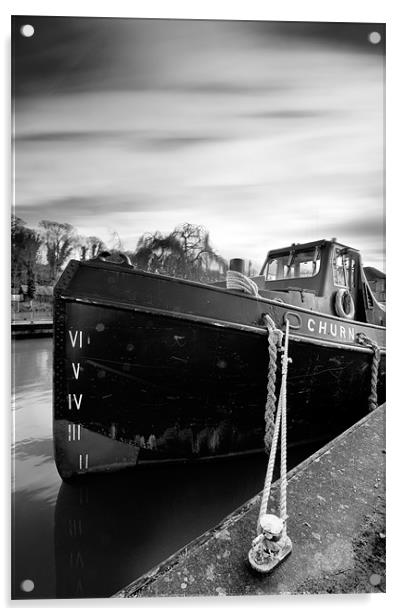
[263,314,283,453]
[279,319,290,530]
[257,318,290,533]
[226,270,260,297]
[356,332,381,412]
[225,270,283,453]
[257,387,283,532]
[225,271,291,535]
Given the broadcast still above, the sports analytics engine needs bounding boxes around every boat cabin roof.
[266,239,359,259]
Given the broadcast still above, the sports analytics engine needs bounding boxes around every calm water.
[12,337,325,600]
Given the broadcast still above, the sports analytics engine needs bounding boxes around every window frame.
[332,246,356,288]
[266,247,322,282]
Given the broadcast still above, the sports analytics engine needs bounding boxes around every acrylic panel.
[11,16,385,599]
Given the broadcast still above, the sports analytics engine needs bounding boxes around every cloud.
[245,109,333,120]
[13,18,385,270]
[15,128,231,152]
[330,215,385,239]
[15,130,120,143]
[17,195,152,222]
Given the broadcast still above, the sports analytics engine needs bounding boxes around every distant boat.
[53,238,385,480]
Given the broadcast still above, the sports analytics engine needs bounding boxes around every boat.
[53,238,386,480]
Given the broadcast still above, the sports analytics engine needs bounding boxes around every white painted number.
[68,393,83,411]
[69,330,83,348]
[68,424,81,441]
[79,453,89,470]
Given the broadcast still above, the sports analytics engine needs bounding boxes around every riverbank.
[12,320,53,338]
[116,403,385,597]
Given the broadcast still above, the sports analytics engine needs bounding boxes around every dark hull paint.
[54,282,385,479]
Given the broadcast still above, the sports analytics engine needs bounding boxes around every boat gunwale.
[58,294,386,354]
[62,259,386,332]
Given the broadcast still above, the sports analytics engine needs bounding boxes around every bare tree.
[173,223,227,276]
[88,236,106,258]
[131,223,227,282]
[78,235,106,260]
[39,220,77,281]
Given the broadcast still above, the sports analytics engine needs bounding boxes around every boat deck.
[115,403,386,597]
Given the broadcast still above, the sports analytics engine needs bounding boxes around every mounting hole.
[20,579,35,592]
[369,573,382,586]
[368,31,381,45]
[20,24,35,38]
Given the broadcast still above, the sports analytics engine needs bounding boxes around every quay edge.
[115,403,386,597]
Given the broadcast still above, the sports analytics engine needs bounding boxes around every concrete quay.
[115,403,386,597]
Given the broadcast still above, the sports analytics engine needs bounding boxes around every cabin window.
[266,247,321,280]
[333,248,356,288]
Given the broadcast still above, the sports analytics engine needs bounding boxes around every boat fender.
[334,289,355,320]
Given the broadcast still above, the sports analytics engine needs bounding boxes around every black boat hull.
[53,265,385,479]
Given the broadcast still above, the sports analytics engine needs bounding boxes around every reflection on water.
[54,458,269,598]
[12,338,60,599]
[12,338,324,599]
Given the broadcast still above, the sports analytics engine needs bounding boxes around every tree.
[131,231,184,274]
[131,223,227,282]
[88,236,106,258]
[39,220,77,280]
[78,235,106,260]
[173,223,227,280]
[11,215,42,291]
[27,276,36,301]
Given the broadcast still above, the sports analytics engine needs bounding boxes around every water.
[12,337,324,600]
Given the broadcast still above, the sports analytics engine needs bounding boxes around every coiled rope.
[356,332,381,412]
[226,269,260,297]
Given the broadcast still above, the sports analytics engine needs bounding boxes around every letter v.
[69,330,79,347]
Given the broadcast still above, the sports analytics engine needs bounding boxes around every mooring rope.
[263,314,283,453]
[258,387,283,533]
[279,319,290,530]
[257,318,290,534]
[225,272,283,452]
[356,331,381,412]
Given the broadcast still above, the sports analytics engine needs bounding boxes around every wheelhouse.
[258,239,385,326]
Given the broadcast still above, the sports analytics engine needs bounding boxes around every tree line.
[11,217,228,299]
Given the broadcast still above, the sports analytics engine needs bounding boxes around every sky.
[12,17,385,271]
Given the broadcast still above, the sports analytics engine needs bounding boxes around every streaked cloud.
[12,17,385,270]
